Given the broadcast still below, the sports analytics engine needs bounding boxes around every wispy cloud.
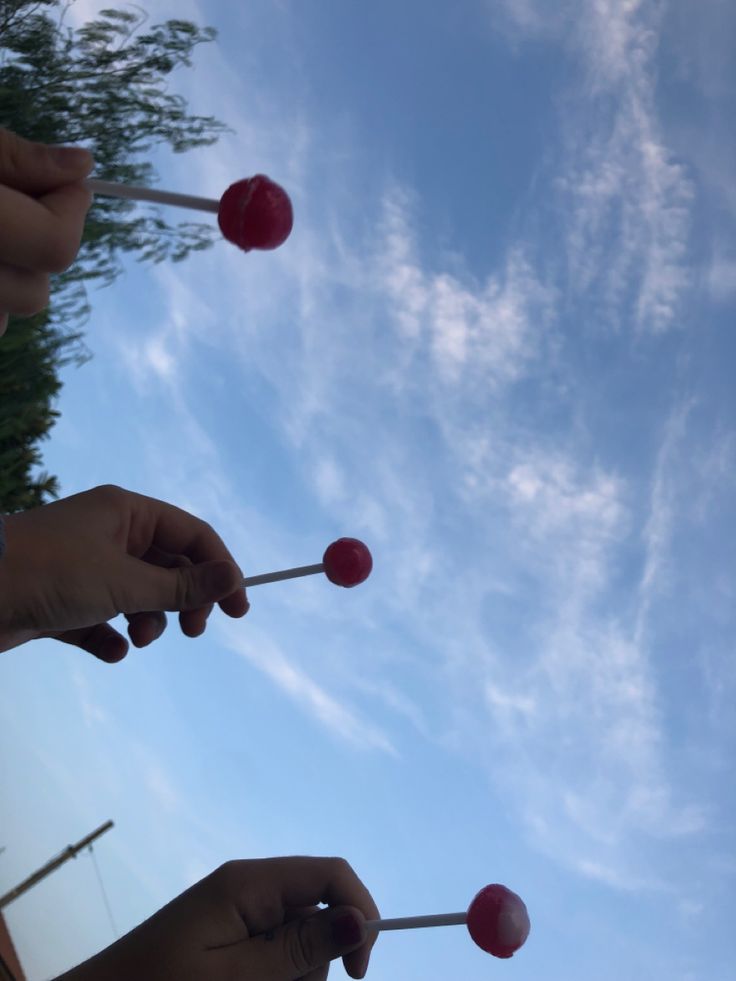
[377,189,552,386]
[706,249,736,304]
[71,666,110,728]
[74,0,722,902]
[218,620,397,755]
[635,401,693,644]
[142,759,182,815]
[492,0,694,333]
[124,100,701,897]
[468,461,705,872]
[559,94,693,333]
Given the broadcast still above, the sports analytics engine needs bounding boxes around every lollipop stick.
[86,178,219,214]
[242,563,325,588]
[366,912,467,932]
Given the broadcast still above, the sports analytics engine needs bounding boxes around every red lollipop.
[466,884,530,958]
[366,882,530,960]
[240,539,373,589]
[85,174,293,252]
[217,175,293,251]
[322,537,373,587]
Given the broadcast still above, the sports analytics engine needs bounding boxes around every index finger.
[252,857,380,925]
[131,493,238,566]
[204,857,380,933]
[130,492,247,616]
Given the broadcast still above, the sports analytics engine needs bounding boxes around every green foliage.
[0,0,229,510]
[0,313,66,510]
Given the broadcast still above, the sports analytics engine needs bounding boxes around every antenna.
[0,822,114,910]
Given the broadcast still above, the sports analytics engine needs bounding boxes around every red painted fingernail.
[332,912,364,947]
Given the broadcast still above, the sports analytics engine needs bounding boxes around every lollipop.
[366,884,530,959]
[241,538,372,589]
[217,176,292,250]
[86,175,293,251]
[465,885,531,958]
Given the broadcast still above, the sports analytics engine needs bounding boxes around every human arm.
[54,856,379,981]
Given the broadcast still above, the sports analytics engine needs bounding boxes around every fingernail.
[354,951,370,979]
[332,912,364,948]
[50,145,93,170]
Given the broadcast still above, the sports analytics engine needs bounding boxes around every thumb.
[0,128,93,194]
[119,557,242,615]
[241,906,369,981]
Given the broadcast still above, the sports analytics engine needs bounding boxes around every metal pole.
[0,821,114,910]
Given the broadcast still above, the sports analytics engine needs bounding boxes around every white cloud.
[72,667,110,728]
[635,401,693,646]
[506,454,624,539]
[560,104,693,333]
[493,0,650,84]
[312,456,348,507]
[128,132,703,894]
[573,857,663,892]
[485,682,537,726]
[706,250,736,303]
[72,0,719,903]
[348,676,430,739]
[219,621,397,756]
[142,336,177,382]
[443,432,707,879]
[143,760,181,815]
[378,192,551,386]
[492,0,694,333]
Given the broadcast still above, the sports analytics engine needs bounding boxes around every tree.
[0,312,64,510]
[0,0,229,510]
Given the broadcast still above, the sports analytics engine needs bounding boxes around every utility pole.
[0,821,114,910]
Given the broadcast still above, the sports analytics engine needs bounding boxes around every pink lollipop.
[86,175,293,251]
[466,884,530,958]
[241,538,372,589]
[366,883,530,959]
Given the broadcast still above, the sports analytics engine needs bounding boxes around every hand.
[0,484,248,660]
[0,127,94,335]
[55,857,380,981]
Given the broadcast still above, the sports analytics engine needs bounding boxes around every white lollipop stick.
[366,912,466,932]
[86,178,219,214]
[241,563,324,587]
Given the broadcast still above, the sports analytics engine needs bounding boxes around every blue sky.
[1,1,735,978]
